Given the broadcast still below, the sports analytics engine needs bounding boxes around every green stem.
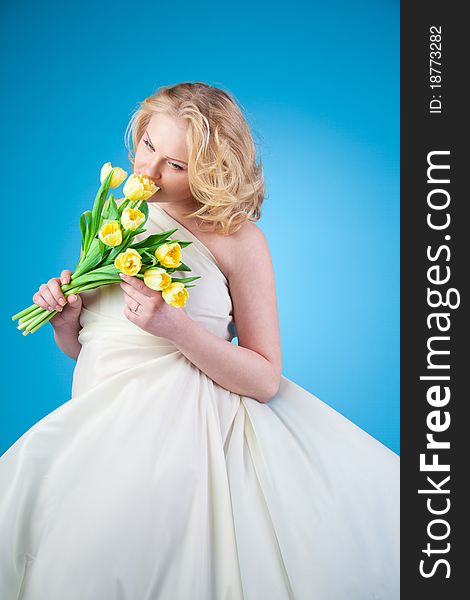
[28,311,56,334]
[17,279,121,335]
[12,303,41,321]
[25,309,52,332]
[67,279,119,294]
[13,273,117,324]
[18,306,43,327]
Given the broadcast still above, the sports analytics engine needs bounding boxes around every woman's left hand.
[119,273,186,340]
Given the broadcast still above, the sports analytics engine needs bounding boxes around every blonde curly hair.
[124,81,265,235]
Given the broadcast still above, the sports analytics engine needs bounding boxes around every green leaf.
[71,264,121,287]
[91,264,120,276]
[170,276,202,284]
[110,195,119,220]
[139,200,149,222]
[166,239,192,249]
[142,250,157,265]
[101,193,120,222]
[82,210,93,252]
[79,210,92,250]
[117,198,132,217]
[98,195,121,234]
[130,229,178,249]
[167,262,192,273]
[124,227,146,238]
[100,195,111,221]
[104,231,138,264]
[72,237,107,279]
[87,169,114,253]
[66,278,120,295]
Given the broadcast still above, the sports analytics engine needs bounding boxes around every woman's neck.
[149,199,209,232]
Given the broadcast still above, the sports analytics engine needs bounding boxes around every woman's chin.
[148,189,163,202]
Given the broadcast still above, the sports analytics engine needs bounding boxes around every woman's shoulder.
[217,220,272,280]
[226,220,268,248]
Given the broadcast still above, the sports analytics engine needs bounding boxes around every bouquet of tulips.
[11,162,201,336]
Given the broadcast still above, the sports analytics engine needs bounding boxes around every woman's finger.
[48,279,67,308]
[119,274,155,297]
[60,269,72,284]
[32,290,48,311]
[119,282,143,305]
[38,284,60,312]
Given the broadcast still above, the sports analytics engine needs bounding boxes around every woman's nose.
[140,155,162,180]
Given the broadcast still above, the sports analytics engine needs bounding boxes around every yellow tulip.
[123,173,160,201]
[121,207,145,231]
[114,248,142,275]
[162,282,189,308]
[143,267,172,291]
[100,162,128,188]
[98,221,122,246]
[155,242,182,268]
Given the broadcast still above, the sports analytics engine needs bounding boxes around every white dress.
[0,202,400,599]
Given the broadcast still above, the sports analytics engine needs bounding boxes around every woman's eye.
[142,139,182,171]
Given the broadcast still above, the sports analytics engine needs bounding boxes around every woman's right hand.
[32,269,83,330]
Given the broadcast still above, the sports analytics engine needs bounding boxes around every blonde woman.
[0,82,399,599]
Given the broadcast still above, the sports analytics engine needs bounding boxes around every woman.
[0,81,399,599]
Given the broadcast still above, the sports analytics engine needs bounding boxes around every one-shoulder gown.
[0,201,399,599]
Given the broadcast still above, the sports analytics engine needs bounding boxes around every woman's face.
[133,112,194,208]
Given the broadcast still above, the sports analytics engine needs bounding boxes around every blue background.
[0,0,399,454]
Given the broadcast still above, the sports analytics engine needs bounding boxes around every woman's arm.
[171,223,282,404]
[52,324,82,361]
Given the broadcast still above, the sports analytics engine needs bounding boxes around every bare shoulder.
[227,220,269,250]
[221,221,272,280]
